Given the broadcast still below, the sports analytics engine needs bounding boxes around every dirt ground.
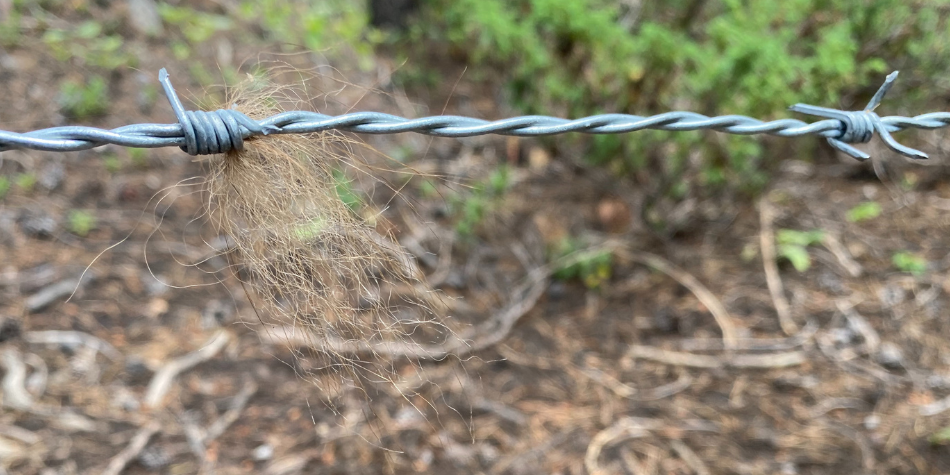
[4,3,950,475]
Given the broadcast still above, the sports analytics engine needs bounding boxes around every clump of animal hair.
[206,74,450,392]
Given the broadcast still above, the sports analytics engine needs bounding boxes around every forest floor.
[3,3,950,475]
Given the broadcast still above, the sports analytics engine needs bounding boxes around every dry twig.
[620,249,739,350]
[24,330,123,361]
[1,348,33,409]
[98,420,161,475]
[625,345,807,369]
[670,439,711,475]
[144,330,231,408]
[585,418,655,475]
[759,199,798,335]
[263,263,550,359]
[821,233,863,277]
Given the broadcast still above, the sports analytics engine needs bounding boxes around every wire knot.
[789,71,927,161]
[158,68,279,155]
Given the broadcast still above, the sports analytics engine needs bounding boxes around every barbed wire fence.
[0,69,947,161]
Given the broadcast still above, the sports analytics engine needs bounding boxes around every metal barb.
[0,68,946,161]
[790,71,928,161]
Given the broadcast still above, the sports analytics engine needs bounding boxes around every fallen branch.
[204,379,258,443]
[728,351,806,368]
[585,417,720,475]
[625,345,720,369]
[670,439,711,475]
[25,271,96,313]
[263,263,550,360]
[1,348,33,409]
[822,233,863,277]
[99,421,161,475]
[24,330,123,361]
[759,199,798,335]
[584,418,660,475]
[620,249,739,350]
[625,345,807,369]
[144,330,231,408]
[678,319,817,352]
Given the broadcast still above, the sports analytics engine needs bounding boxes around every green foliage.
[67,210,96,237]
[129,148,148,168]
[0,176,10,200]
[235,0,376,67]
[158,4,234,45]
[58,76,109,119]
[893,251,927,276]
[551,238,613,289]
[42,21,137,70]
[14,172,36,193]
[930,426,950,445]
[102,153,121,173]
[333,169,363,213]
[448,166,511,237]
[0,10,22,47]
[846,201,882,223]
[406,0,950,225]
[776,228,825,272]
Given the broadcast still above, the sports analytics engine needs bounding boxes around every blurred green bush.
[391,0,950,230]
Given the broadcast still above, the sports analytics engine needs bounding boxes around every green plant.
[129,148,148,168]
[0,176,10,200]
[58,76,109,119]
[236,0,376,67]
[102,153,121,173]
[14,172,36,192]
[158,5,234,44]
[67,210,96,237]
[893,251,927,276]
[42,21,137,70]
[0,10,22,47]
[930,426,950,446]
[403,0,950,229]
[448,165,511,237]
[776,228,825,272]
[333,169,363,213]
[551,237,614,289]
[846,201,882,223]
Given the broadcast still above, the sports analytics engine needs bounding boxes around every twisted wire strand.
[0,69,944,161]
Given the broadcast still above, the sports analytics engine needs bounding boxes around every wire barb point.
[790,71,927,161]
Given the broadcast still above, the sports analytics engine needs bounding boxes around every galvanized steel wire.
[0,68,946,161]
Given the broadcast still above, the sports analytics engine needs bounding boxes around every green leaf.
[776,229,825,247]
[893,251,927,276]
[931,426,950,445]
[778,243,812,272]
[846,201,882,223]
[67,210,97,237]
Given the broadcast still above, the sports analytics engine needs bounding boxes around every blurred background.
[3,1,950,474]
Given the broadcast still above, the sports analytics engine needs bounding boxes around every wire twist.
[0,69,944,161]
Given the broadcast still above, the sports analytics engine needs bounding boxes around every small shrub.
[846,201,882,223]
[58,76,110,120]
[448,165,511,237]
[129,148,148,168]
[67,210,96,237]
[14,172,36,193]
[397,0,950,230]
[893,251,927,276]
[551,237,613,290]
[776,229,825,272]
[42,21,137,70]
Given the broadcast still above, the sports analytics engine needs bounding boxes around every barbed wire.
[0,69,946,161]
